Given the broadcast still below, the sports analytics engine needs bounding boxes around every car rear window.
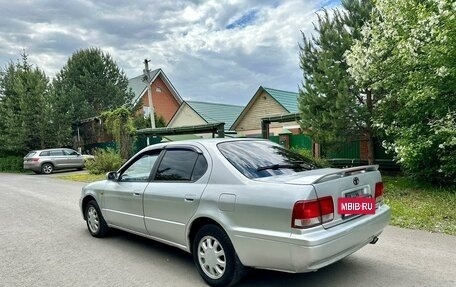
[25,152,36,158]
[217,141,315,179]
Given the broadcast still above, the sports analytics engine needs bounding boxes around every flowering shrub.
[430,113,456,182]
[346,0,456,183]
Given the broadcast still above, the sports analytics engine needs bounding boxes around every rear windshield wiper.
[256,161,314,172]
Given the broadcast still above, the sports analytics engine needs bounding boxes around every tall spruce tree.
[0,53,52,154]
[298,0,375,163]
[52,48,134,146]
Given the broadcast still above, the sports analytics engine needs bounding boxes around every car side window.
[120,151,160,182]
[192,155,208,181]
[63,149,79,156]
[154,149,206,182]
[40,151,50,156]
[50,150,64,156]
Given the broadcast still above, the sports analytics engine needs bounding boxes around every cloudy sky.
[0,0,340,105]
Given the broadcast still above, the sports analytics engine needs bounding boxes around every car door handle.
[185,194,195,202]
[133,192,142,196]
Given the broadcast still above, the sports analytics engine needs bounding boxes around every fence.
[271,134,399,171]
[269,134,313,150]
[83,141,117,154]
[84,136,162,157]
[322,139,399,170]
[86,133,399,171]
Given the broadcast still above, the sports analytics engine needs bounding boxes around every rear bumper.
[232,204,391,273]
[290,204,390,272]
[23,162,41,172]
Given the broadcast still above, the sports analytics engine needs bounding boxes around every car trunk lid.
[310,166,381,229]
[255,165,382,229]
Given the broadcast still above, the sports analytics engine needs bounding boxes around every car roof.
[142,137,270,151]
[30,148,73,152]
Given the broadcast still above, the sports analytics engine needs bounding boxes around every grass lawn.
[58,172,455,235]
[58,173,105,182]
[383,176,456,235]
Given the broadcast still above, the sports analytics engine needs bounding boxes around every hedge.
[0,156,24,172]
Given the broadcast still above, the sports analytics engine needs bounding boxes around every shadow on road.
[93,228,375,287]
[22,169,89,176]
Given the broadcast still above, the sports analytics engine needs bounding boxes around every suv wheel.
[41,163,54,174]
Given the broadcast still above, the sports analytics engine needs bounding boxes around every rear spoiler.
[312,165,379,184]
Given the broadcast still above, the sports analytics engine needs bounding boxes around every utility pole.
[143,59,156,129]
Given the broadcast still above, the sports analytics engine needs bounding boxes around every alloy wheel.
[42,164,53,174]
[87,206,100,234]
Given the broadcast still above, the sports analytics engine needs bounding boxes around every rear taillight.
[31,158,39,162]
[375,182,384,204]
[292,196,334,229]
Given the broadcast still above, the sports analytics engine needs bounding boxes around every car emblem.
[353,177,359,185]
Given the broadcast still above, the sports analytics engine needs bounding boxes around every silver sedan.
[80,138,390,287]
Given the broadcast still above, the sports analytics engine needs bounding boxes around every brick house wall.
[140,76,180,123]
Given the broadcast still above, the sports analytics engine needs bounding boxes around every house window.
[143,106,151,118]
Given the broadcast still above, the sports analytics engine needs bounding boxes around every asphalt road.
[0,172,455,287]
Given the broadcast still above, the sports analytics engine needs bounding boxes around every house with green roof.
[167,101,244,132]
[230,86,301,136]
[128,68,183,124]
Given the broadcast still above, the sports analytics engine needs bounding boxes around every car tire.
[41,163,54,174]
[85,200,110,238]
[192,225,245,287]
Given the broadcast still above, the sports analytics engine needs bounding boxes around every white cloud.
[0,0,341,105]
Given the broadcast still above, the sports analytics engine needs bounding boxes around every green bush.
[0,156,24,172]
[380,112,456,185]
[85,148,123,175]
[290,148,330,168]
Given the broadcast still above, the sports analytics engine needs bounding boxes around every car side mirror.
[107,171,118,181]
